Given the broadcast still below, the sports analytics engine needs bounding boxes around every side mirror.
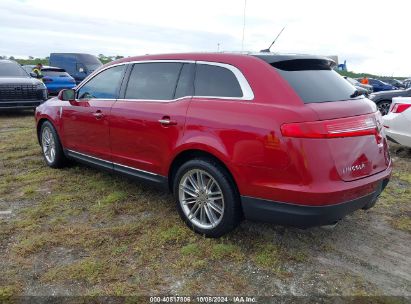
[58,89,75,101]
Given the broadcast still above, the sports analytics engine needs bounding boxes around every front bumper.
[241,178,389,228]
[0,100,44,109]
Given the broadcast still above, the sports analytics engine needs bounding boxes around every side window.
[194,64,243,98]
[77,65,125,100]
[125,63,182,100]
[174,63,194,99]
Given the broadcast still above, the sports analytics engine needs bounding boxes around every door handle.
[93,111,104,119]
[158,117,177,126]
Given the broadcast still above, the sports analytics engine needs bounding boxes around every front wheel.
[173,158,241,238]
[40,121,66,168]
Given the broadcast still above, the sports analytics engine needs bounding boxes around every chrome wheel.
[179,169,225,230]
[42,126,56,163]
[378,101,391,116]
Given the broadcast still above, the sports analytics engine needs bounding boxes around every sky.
[0,0,410,76]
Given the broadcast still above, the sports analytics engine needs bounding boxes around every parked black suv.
[0,60,48,109]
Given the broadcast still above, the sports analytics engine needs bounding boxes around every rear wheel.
[377,100,391,116]
[173,158,241,238]
[40,121,66,168]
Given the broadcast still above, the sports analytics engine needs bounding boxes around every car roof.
[107,52,335,67]
[22,65,66,71]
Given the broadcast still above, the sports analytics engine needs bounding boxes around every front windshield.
[0,62,28,77]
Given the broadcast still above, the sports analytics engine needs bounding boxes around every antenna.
[260,26,286,53]
[241,0,247,51]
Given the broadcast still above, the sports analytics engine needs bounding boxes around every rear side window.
[77,65,125,99]
[270,59,357,103]
[194,64,243,98]
[125,63,183,100]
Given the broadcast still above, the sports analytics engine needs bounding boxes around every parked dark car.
[368,78,398,92]
[0,60,48,110]
[369,88,411,115]
[35,53,391,237]
[403,78,411,89]
[380,78,405,89]
[23,65,76,95]
[49,53,102,84]
[343,76,373,96]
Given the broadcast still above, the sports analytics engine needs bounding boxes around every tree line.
[0,54,124,65]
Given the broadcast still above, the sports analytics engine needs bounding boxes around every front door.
[109,62,194,176]
[61,65,126,161]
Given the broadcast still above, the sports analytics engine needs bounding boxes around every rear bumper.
[241,178,389,228]
[385,129,411,148]
[0,100,44,109]
[46,84,76,95]
[383,113,411,148]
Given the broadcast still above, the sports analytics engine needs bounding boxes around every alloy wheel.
[179,169,225,230]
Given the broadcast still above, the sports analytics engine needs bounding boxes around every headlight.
[37,82,47,89]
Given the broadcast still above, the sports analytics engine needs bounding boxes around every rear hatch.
[258,56,390,181]
[42,68,76,85]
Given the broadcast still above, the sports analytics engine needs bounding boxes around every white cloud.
[0,0,410,76]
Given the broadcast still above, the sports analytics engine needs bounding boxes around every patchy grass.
[391,216,411,232]
[0,113,410,297]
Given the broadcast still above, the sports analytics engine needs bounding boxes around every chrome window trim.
[194,61,254,101]
[67,149,159,176]
[115,96,193,103]
[75,59,254,103]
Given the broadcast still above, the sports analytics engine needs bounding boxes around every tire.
[377,100,391,116]
[40,121,66,168]
[173,158,242,238]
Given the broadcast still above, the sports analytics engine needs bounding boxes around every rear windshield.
[270,59,358,103]
[42,69,70,77]
[0,62,28,77]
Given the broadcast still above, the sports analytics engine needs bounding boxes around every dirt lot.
[0,111,410,299]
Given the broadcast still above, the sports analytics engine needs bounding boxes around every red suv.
[35,53,392,237]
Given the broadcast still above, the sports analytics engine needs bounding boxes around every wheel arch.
[168,148,241,198]
[36,117,59,145]
[36,118,49,145]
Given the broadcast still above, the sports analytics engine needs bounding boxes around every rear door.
[61,65,126,162]
[109,61,194,176]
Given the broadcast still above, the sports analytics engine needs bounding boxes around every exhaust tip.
[320,221,340,230]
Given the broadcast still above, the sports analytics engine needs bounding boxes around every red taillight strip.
[281,114,378,138]
[391,103,411,113]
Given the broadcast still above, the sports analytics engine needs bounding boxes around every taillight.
[391,103,411,113]
[42,78,53,83]
[281,114,379,138]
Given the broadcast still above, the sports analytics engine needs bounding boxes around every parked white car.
[382,97,411,148]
